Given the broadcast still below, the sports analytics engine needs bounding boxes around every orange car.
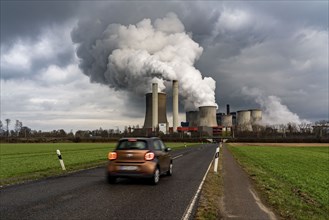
[107,137,173,185]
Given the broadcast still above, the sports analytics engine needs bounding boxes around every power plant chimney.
[172,80,179,132]
[226,104,230,115]
[152,83,158,131]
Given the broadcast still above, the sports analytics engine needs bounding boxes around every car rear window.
[116,140,147,150]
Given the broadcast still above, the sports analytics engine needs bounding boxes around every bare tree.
[313,120,329,138]
[278,124,287,137]
[5,119,11,138]
[315,120,329,126]
[0,120,4,136]
[15,120,23,136]
[20,126,31,138]
[287,123,298,134]
[298,123,312,134]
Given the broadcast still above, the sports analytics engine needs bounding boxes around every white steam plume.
[71,13,217,110]
[241,87,310,125]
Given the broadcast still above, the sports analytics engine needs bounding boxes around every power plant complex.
[142,80,263,136]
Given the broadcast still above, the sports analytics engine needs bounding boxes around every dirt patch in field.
[228,143,329,147]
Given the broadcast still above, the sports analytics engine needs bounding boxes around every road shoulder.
[221,144,276,220]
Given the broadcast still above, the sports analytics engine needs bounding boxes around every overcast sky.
[1,1,328,132]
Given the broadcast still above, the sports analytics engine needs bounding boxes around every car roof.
[119,137,160,141]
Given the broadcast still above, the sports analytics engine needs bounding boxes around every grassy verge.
[227,144,329,220]
[195,146,223,220]
[0,142,198,186]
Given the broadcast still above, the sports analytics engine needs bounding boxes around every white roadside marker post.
[56,149,66,171]
[214,141,220,173]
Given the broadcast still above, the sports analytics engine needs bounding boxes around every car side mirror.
[165,147,172,152]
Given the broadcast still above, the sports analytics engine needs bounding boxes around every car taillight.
[108,152,117,160]
[144,152,155,161]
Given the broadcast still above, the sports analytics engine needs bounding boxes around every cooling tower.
[198,106,218,127]
[221,115,233,127]
[143,92,168,129]
[152,83,158,130]
[250,109,262,125]
[237,110,252,131]
[186,111,199,127]
[172,80,179,132]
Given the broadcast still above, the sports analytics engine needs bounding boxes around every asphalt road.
[0,144,217,220]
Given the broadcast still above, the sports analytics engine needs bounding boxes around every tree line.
[0,118,328,143]
[0,119,140,142]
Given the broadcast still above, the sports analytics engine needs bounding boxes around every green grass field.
[0,142,198,185]
[228,145,329,220]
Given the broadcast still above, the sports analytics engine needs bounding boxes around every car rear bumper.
[107,172,154,179]
[107,161,156,178]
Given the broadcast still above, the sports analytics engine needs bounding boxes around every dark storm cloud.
[1,1,78,81]
[1,27,76,81]
[245,1,328,28]
[186,1,328,122]
[1,1,77,44]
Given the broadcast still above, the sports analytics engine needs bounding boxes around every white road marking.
[249,188,277,220]
[173,154,183,160]
[181,153,214,220]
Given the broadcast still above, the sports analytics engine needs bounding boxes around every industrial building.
[142,80,220,136]
[216,105,263,133]
[142,80,263,136]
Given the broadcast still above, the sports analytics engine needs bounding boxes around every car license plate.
[120,166,137,171]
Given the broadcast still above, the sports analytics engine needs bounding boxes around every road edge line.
[181,152,214,220]
[173,154,183,160]
[249,188,277,220]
